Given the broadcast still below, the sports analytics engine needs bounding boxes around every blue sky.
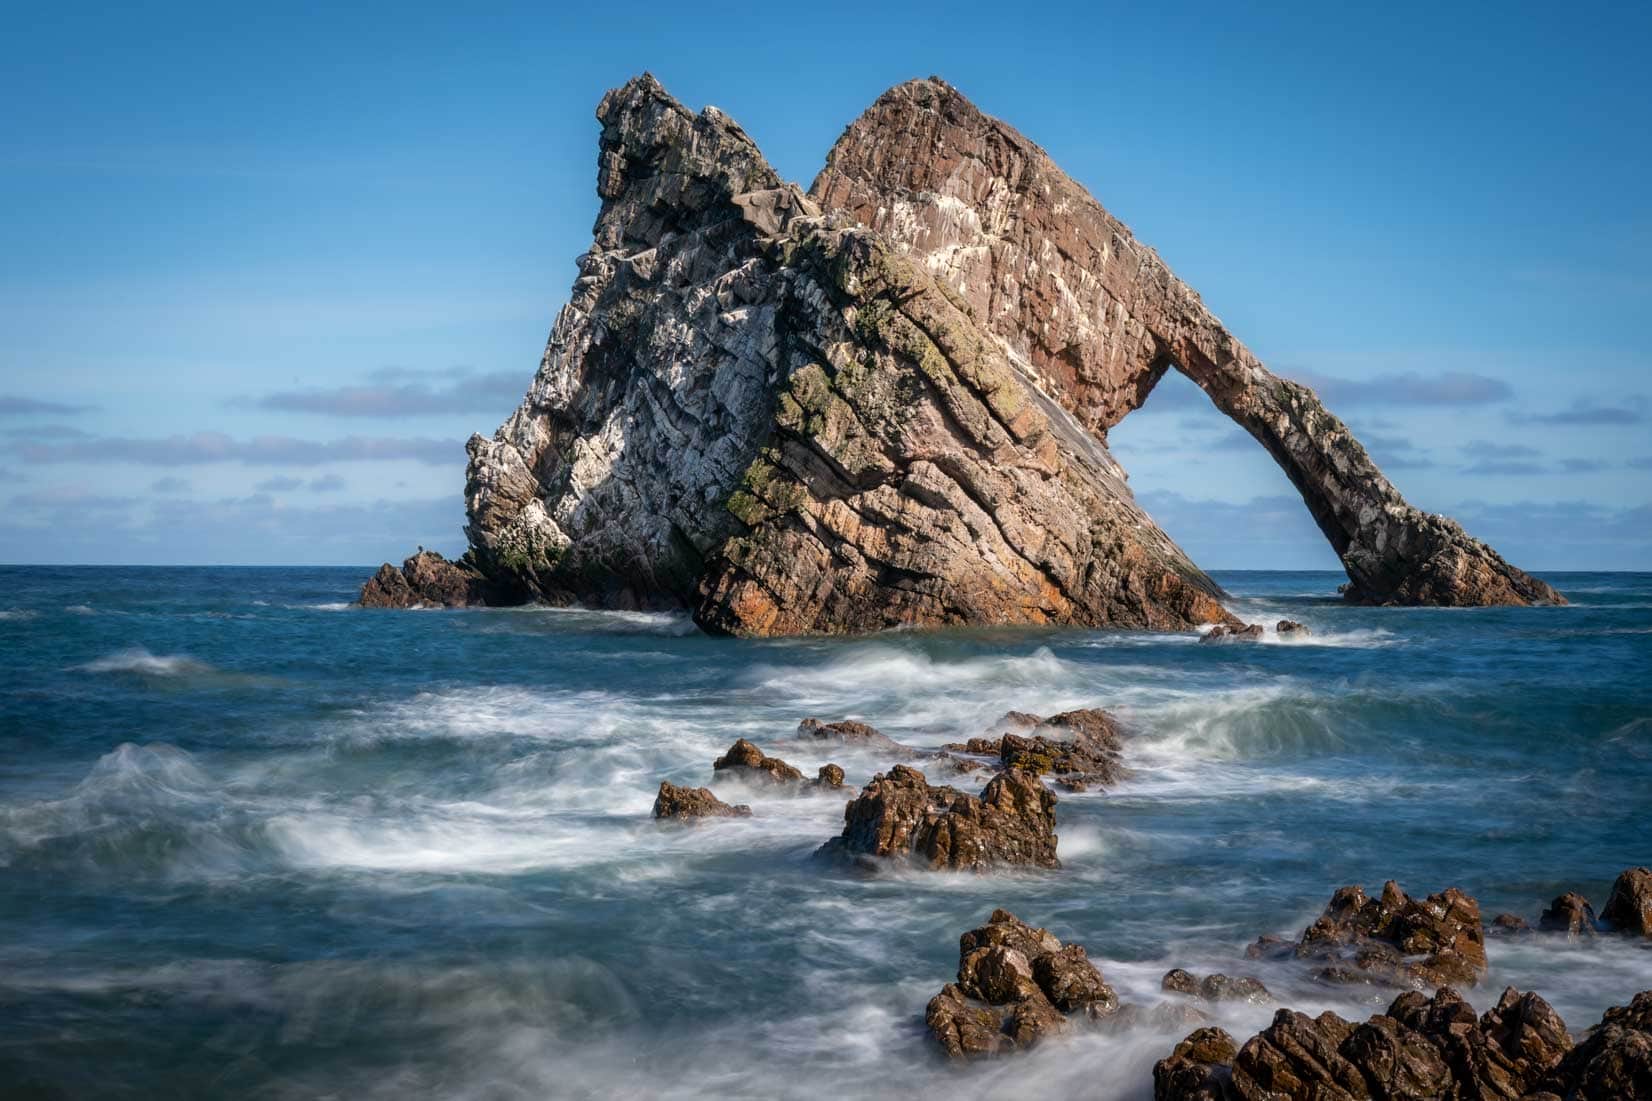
[2,2,1648,569]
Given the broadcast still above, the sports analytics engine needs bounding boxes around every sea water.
[1,566,1649,1098]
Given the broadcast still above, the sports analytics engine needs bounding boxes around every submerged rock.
[925,909,1118,1060]
[1602,867,1652,937]
[816,765,1058,871]
[1154,986,1570,1101]
[1262,880,1488,989]
[652,781,752,820]
[1200,623,1265,644]
[358,550,487,608]
[1491,912,1533,937]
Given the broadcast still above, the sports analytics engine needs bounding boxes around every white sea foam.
[64,604,96,615]
[76,647,216,677]
[0,608,39,621]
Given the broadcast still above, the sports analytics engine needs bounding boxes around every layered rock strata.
[810,78,1564,609]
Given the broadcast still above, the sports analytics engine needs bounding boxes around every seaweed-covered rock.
[816,765,1058,871]
[652,781,752,820]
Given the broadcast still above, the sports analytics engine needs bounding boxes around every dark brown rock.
[1535,993,1652,1099]
[812,763,845,789]
[1293,881,1487,988]
[1201,623,1265,644]
[652,781,752,820]
[1491,912,1533,936]
[712,739,805,785]
[926,909,1119,1061]
[817,765,1059,871]
[1156,985,1580,1101]
[1162,969,1272,1005]
[358,550,486,608]
[1539,892,1600,939]
[1153,1027,1239,1101]
[940,707,1126,790]
[1602,867,1652,937]
[795,718,909,753]
[813,76,1564,611]
[1276,619,1310,635]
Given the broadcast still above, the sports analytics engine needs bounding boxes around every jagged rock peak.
[812,76,1564,610]
[435,73,1232,634]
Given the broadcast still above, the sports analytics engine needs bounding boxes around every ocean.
[1,566,1649,1098]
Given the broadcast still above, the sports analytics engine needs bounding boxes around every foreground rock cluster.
[1155,987,1652,1101]
[361,73,1563,631]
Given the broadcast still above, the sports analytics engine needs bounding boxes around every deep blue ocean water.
[1,566,1649,1098]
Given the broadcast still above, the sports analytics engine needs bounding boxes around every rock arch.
[809,78,1561,606]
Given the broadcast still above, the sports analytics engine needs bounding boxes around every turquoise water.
[1,566,1649,1098]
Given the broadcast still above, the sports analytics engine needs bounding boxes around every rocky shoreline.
[643,703,1650,1096]
[359,73,1564,632]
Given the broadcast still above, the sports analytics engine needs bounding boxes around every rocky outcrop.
[925,909,1118,1059]
[816,764,1058,870]
[810,78,1564,610]
[358,550,487,608]
[1156,986,1652,1101]
[795,717,909,754]
[652,781,751,820]
[432,74,1236,636]
[1250,881,1487,988]
[1540,891,1601,939]
[1603,867,1652,937]
[712,739,804,785]
[1276,619,1310,636]
[1162,969,1273,1005]
[1201,623,1265,645]
[941,707,1125,790]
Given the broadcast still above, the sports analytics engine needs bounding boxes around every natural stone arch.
[809,78,1561,606]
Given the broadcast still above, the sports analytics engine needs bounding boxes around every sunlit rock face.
[364,73,1562,625]
[809,78,1563,608]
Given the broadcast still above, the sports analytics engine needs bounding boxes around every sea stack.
[362,74,1563,630]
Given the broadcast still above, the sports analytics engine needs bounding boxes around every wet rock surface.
[652,781,752,820]
[795,718,910,754]
[1201,623,1265,644]
[942,707,1126,790]
[1603,867,1652,937]
[1539,891,1600,939]
[925,910,1118,1060]
[1162,969,1273,1005]
[816,765,1058,871]
[1276,619,1310,636]
[1254,881,1488,989]
[1155,985,1652,1101]
[358,551,487,608]
[712,739,805,785]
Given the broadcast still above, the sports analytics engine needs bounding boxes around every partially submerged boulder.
[1161,969,1273,1005]
[712,739,805,785]
[1602,867,1652,937]
[816,765,1059,871]
[796,718,910,754]
[926,909,1118,1060]
[1539,891,1600,939]
[1201,623,1265,645]
[1252,881,1487,989]
[358,550,487,608]
[942,708,1126,791]
[652,781,752,820]
[1276,619,1310,636]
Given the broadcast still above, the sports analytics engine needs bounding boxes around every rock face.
[358,550,487,608]
[1253,881,1487,989]
[816,764,1058,870]
[925,909,1118,1059]
[437,74,1234,636]
[810,78,1563,611]
[712,739,805,785]
[652,781,751,820]
[363,73,1563,627]
[1156,985,1652,1101]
